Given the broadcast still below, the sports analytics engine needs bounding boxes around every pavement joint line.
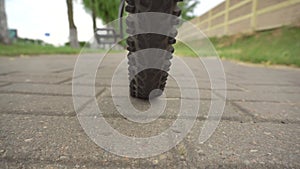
[233,83,250,92]
[233,83,298,87]
[96,87,107,98]
[248,90,300,94]
[0,156,144,168]
[0,80,72,85]
[249,118,295,124]
[0,90,95,98]
[0,81,62,85]
[229,99,300,104]
[0,155,181,168]
[51,68,74,73]
[211,91,253,122]
[0,88,298,105]
[279,91,300,94]
[231,102,256,121]
[2,81,75,85]
[73,83,243,91]
[225,72,245,80]
[56,77,73,85]
[0,90,298,104]
[233,82,300,92]
[75,88,107,114]
[74,98,94,115]
[0,155,293,168]
[56,74,86,84]
[0,71,19,76]
[2,110,300,124]
[0,111,241,123]
[1,73,71,77]
[292,82,300,86]
[231,101,300,124]
[0,91,72,97]
[0,82,12,88]
[233,84,300,94]
[0,110,75,117]
[212,90,227,101]
[7,77,238,91]
[232,100,300,105]
[103,96,215,101]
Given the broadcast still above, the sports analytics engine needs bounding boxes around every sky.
[6,0,224,46]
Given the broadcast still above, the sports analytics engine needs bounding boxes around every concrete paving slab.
[0,83,105,97]
[0,82,10,87]
[70,76,241,91]
[0,56,77,74]
[101,85,212,100]
[0,114,299,168]
[236,84,300,93]
[5,71,76,78]
[0,54,299,168]
[222,90,300,103]
[0,114,184,168]
[0,94,79,116]
[180,120,300,168]
[0,75,71,84]
[92,96,250,123]
[234,101,300,123]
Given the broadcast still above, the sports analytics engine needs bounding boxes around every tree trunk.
[0,0,11,45]
[66,0,80,48]
[92,0,97,33]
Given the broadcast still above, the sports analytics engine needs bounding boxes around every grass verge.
[0,43,82,56]
[175,26,300,67]
[0,42,118,56]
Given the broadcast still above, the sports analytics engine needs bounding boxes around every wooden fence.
[189,0,300,37]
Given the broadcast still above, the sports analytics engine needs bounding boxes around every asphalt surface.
[0,53,299,168]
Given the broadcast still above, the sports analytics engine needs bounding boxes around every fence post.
[207,10,212,36]
[224,0,230,35]
[251,0,258,32]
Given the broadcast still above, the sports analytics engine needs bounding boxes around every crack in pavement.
[56,74,86,85]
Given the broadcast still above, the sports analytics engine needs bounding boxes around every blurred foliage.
[83,0,119,24]
[83,0,199,23]
[65,41,88,47]
[17,38,45,45]
[178,0,199,20]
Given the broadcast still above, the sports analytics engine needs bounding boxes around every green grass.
[175,26,300,67]
[0,42,83,56]
[174,41,198,57]
[0,42,119,56]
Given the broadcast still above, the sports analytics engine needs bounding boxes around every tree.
[179,0,199,20]
[66,0,80,48]
[0,0,11,45]
[83,0,119,25]
[82,0,97,32]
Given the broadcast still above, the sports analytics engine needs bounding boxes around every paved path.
[0,53,299,168]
